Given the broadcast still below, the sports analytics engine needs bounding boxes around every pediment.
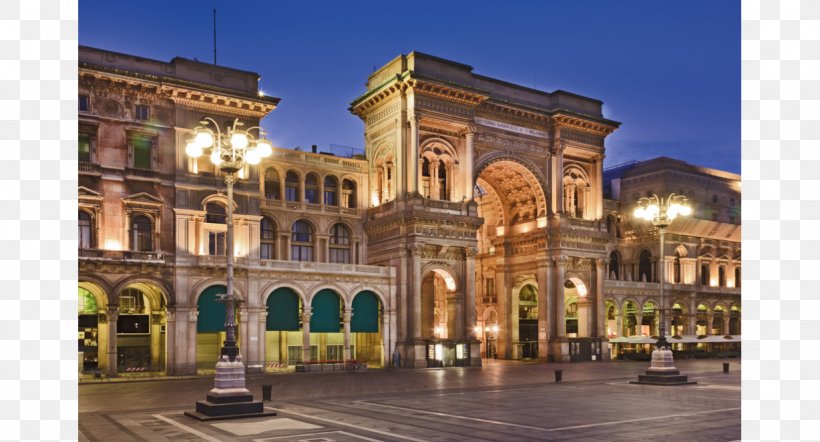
[122,192,164,207]
[78,186,103,200]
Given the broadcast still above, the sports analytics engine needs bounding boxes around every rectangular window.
[305,189,318,204]
[285,187,298,202]
[79,133,91,162]
[329,248,350,264]
[291,245,312,262]
[79,95,89,112]
[135,104,150,121]
[132,138,152,169]
[486,278,495,296]
[260,243,274,260]
[326,345,344,362]
[208,231,226,256]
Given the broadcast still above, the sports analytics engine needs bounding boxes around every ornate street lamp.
[184,117,275,420]
[630,193,696,386]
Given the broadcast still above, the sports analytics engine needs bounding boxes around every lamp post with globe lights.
[184,117,275,420]
[630,193,697,386]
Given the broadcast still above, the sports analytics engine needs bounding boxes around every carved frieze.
[562,129,604,147]
[366,102,400,126]
[475,133,547,156]
[416,97,472,118]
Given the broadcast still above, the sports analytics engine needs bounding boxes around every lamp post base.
[185,355,276,421]
[630,348,696,386]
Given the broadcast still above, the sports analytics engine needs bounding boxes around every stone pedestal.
[630,348,696,386]
[185,356,276,421]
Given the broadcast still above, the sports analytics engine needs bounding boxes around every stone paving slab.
[79,359,741,441]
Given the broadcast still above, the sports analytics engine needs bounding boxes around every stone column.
[722,315,730,335]
[464,127,475,200]
[343,308,352,361]
[554,141,565,214]
[594,154,604,219]
[106,307,119,376]
[464,247,477,339]
[259,310,268,367]
[302,309,312,363]
[409,244,423,339]
[239,308,248,362]
[408,114,419,196]
[150,312,162,369]
[447,294,461,339]
[555,257,567,337]
[615,315,623,338]
[636,314,643,336]
[689,314,697,335]
[706,314,714,335]
[536,259,550,361]
[187,309,197,374]
[595,258,606,338]
[164,309,175,374]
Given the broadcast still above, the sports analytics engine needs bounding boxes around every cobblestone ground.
[79,359,741,442]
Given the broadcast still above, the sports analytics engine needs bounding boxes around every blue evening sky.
[80,1,740,173]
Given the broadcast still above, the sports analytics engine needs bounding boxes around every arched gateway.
[351,52,618,367]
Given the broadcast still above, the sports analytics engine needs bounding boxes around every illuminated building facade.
[78,47,740,376]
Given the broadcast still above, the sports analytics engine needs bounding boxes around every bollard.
[723,362,729,373]
[555,369,563,383]
[262,384,272,401]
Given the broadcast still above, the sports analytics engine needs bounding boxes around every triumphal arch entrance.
[350,52,619,367]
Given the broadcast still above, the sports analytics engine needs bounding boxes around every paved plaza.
[79,359,741,441]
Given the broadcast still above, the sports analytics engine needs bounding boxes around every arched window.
[329,223,351,264]
[609,251,620,280]
[718,266,726,287]
[260,217,276,260]
[438,161,448,200]
[701,264,710,285]
[291,220,313,262]
[119,288,147,314]
[324,176,338,206]
[131,214,153,251]
[205,202,226,224]
[79,210,93,249]
[735,267,741,288]
[264,169,281,200]
[421,157,431,198]
[342,179,356,209]
[285,171,299,202]
[639,250,652,282]
[674,252,681,283]
[305,173,319,204]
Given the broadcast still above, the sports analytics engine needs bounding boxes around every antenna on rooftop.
[213,8,217,65]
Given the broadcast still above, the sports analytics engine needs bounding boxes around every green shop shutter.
[266,288,300,331]
[351,291,379,332]
[310,290,341,333]
[197,285,226,332]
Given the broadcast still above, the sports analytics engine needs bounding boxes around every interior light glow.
[185,140,202,158]
[195,131,213,148]
[230,132,249,149]
[210,150,222,166]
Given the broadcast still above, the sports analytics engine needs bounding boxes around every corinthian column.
[464,126,476,200]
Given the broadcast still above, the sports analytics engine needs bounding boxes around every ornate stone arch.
[420,136,460,165]
[259,282,309,307]
[674,244,689,257]
[349,284,389,309]
[190,278,246,305]
[307,283,347,305]
[420,262,459,292]
[112,276,173,308]
[78,280,110,310]
[200,193,237,212]
[473,154,549,222]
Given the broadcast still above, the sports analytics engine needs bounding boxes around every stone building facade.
[77,47,740,376]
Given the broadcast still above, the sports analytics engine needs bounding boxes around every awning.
[609,335,741,344]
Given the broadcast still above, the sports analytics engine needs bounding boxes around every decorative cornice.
[553,113,618,136]
[79,68,277,118]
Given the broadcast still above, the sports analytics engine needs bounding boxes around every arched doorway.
[638,250,652,282]
[641,301,657,337]
[564,277,589,337]
[310,289,343,363]
[265,287,302,368]
[421,269,456,340]
[482,308,499,359]
[116,284,166,373]
[196,285,239,373]
[729,306,741,335]
[623,301,638,337]
[78,286,102,373]
[516,284,538,359]
[351,291,383,368]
